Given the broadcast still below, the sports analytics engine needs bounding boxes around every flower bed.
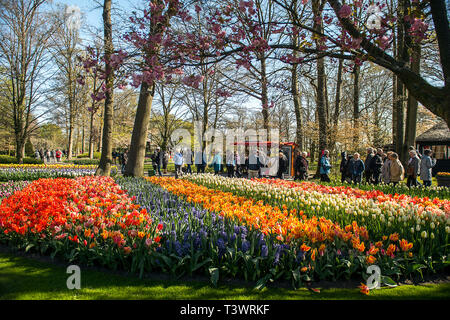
[0,164,117,181]
[182,174,449,272]
[1,175,447,288]
[146,176,431,285]
[0,181,30,201]
[0,176,162,272]
[320,179,450,200]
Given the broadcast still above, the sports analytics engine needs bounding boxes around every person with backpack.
[370,148,384,185]
[419,149,436,187]
[319,150,332,182]
[406,150,421,188]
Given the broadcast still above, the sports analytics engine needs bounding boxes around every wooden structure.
[415,121,450,175]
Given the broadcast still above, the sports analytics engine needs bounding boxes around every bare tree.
[0,0,55,162]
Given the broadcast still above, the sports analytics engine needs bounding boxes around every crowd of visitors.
[35,149,65,163]
[339,146,436,188]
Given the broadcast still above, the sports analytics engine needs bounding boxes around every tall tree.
[0,0,55,163]
[95,0,115,176]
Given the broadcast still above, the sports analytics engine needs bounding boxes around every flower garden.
[0,168,448,295]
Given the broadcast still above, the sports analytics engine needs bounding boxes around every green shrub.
[72,159,100,165]
[77,152,101,159]
[0,155,43,165]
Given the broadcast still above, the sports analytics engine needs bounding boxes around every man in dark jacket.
[340,151,348,183]
[247,149,261,179]
[344,154,354,183]
[294,151,308,180]
[364,148,375,184]
[370,148,384,185]
[152,147,163,176]
[277,151,288,179]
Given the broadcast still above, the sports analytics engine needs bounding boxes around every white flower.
[367,13,382,30]
[430,232,435,239]
[421,231,427,239]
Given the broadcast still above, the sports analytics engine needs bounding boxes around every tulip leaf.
[209,267,219,287]
[381,276,397,287]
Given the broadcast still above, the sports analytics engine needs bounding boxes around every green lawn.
[0,252,448,300]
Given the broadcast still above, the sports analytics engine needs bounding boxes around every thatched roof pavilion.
[416,121,450,144]
[415,121,450,174]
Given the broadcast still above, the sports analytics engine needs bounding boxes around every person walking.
[234,151,242,178]
[121,149,128,174]
[226,150,235,178]
[211,150,222,175]
[184,149,193,174]
[319,150,332,182]
[370,148,384,185]
[381,151,393,184]
[55,149,62,163]
[46,149,51,163]
[247,149,261,179]
[389,152,404,186]
[35,150,40,160]
[340,151,349,183]
[420,149,436,187]
[152,147,163,176]
[277,151,288,179]
[173,149,184,178]
[50,150,56,163]
[112,150,118,165]
[294,151,308,180]
[163,151,169,174]
[195,150,206,174]
[406,150,420,188]
[344,154,354,183]
[364,148,375,184]
[351,153,365,184]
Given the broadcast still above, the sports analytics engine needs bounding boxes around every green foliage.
[72,159,100,165]
[0,155,43,164]
[25,139,34,157]
[77,152,101,159]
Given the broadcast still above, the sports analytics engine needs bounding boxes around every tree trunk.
[331,55,343,148]
[96,0,115,176]
[89,109,95,159]
[15,136,25,164]
[404,45,421,154]
[67,121,74,160]
[124,81,155,177]
[352,63,360,148]
[260,55,270,130]
[291,63,303,150]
